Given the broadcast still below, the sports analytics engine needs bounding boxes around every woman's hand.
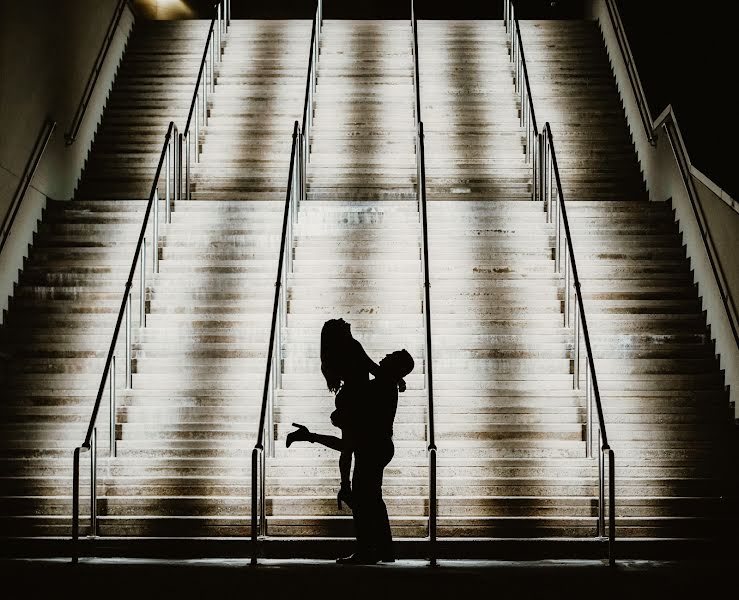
[398,378,406,393]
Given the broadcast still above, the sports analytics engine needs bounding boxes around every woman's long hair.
[320,319,351,393]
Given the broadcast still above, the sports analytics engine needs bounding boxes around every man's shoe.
[380,556,396,563]
[336,553,379,565]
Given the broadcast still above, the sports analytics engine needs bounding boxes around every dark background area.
[183,0,734,198]
[616,1,734,198]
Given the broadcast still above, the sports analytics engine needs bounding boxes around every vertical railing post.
[531,128,537,200]
[598,429,605,536]
[429,448,437,566]
[186,134,191,198]
[153,189,159,273]
[564,254,571,328]
[538,133,545,204]
[573,298,581,389]
[109,356,116,458]
[195,95,200,164]
[178,133,183,204]
[210,32,216,92]
[554,203,561,273]
[202,64,208,125]
[608,449,616,565]
[216,5,221,57]
[251,447,260,565]
[125,292,132,389]
[140,240,146,327]
[260,447,267,537]
[72,448,81,562]
[585,362,593,459]
[165,144,171,225]
[90,428,97,537]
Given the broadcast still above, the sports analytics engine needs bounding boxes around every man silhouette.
[337,349,415,564]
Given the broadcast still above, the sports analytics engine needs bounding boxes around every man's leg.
[372,440,394,559]
[356,441,394,559]
[350,451,371,557]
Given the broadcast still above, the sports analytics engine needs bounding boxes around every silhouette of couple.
[286,318,414,564]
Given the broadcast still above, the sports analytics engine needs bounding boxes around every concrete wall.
[0,0,134,323]
[693,175,739,332]
[586,0,739,411]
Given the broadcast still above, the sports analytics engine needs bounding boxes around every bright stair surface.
[0,15,736,554]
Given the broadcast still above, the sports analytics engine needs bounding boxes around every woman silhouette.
[286,318,404,508]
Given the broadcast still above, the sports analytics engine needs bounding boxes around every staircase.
[0,20,211,537]
[518,19,732,538]
[268,20,429,538]
[419,20,596,538]
[0,11,735,555]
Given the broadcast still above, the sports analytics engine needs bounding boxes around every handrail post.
[210,33,216,92]
[178,133,183,204]
[260,446,267,537]
[586,361,592,459]
[267,356,276,459]
[109,356,117,458]
[429,447,437,566]
[125,293,132,389]
[195,96,200,164]
[140,240,146,327]
[531,122,537,197]
[598,429,605,535]
[538,133,545,204]
[165,143,171,224]
[90,427,97,537]
[72,447,82,563]
[554,198,561,273]
[217,4,222,57]
[153,189,159,273]
[251,446,260,565]
[546,131,553,220]
[573,295,581,388]
[608,449,616,565]
[564,254,571,328]
[186,134,191,199]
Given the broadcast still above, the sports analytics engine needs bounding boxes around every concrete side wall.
[694,177,739,335]
[587,0,739,411]
[0,0,134,323]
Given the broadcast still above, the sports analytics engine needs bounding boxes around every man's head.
[379,350,414,382]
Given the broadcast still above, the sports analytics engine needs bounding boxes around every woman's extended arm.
[355,339,406,391]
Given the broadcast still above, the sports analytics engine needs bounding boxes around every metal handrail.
[504,0,616,564]
[182,0,230,200]
[543,123,616,565]
[504,0,540,199]
[65,0,133,145]
[251,0,322,565]
[604,0,655,146]
[0,119,56,256]
[71,121,178,561]
[410,0,437,566]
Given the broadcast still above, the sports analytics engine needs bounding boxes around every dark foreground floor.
[1,558,736,600]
